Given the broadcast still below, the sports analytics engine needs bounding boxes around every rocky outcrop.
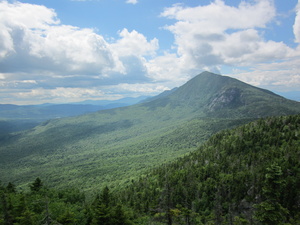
[208,87,244,111]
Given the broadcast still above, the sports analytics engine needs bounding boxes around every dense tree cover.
[0,116,252,192]
[117,114,300,224]
[0,180,135,225]
[1,115,299,224]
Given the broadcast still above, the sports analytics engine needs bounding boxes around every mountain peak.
[167,71,239,105]
[143,71,300,118]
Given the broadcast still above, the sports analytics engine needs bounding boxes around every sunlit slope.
[1,71,300,190]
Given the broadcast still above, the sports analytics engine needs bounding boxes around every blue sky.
[0,0,300,104]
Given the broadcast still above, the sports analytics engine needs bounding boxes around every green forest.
[1,114,299,224]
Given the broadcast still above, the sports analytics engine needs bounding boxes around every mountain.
[75,96,149,105]
[0,104,104,120]
[143,71,299,118]
[0,71,299,190]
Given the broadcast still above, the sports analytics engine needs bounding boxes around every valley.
[1,114,299,224]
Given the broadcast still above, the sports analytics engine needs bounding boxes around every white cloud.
[11,87,106,103]
[161,0,275,32]
[112,28,158,58]
[294,0,300,43]
[110,28,159,82]
[0,1,160,80]
[230,56,300,92]
[160,0,283,69]
[108,82,169,96]
[145,52,192,83]
[0,1,164,103]
[0,1,124,76]
[126,0,138,5]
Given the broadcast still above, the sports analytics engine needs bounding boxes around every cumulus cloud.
[0,1,162,103]
[231,58,300,92]
[109,29,159,83]
[9,87,107,104]
[162,0,275,31]
[160,0,289,69]
[0,1,123,76]
[112,29,158,58]
[294,0,300,43]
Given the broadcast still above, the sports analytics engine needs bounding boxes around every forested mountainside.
[1,72,300,191]
[1,114,299,224]
[118,114,300,224]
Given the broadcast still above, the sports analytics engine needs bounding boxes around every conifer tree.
[91,186,112,225]
[255,163,288,224]
[30,177,43,192]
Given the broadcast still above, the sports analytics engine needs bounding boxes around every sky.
[0,0,300,105]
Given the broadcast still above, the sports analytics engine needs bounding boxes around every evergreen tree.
[111,204,131,225]
[0,194,14,225]
[57,209,77,224]
[91,201,111,225]
[30,178,43,192]
[91,187,112,225]
[5,183,15,194]
[255,163,288,224]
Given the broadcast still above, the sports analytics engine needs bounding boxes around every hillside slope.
[1,115,299,224]
[119,114,300,224]
[0,72,300,190]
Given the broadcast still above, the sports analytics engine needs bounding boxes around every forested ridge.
[118,114,300,224]
[1,114,299,224]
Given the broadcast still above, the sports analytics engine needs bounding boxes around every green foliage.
[0,115,299,224]
[29,177,43,192]
[0,178,88,225]
[254,163,289,224]
[116,114,300,224]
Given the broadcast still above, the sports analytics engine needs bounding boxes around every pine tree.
[5,183,15,194]
[91,186,112,225]
[30,178,43,192]
[254,163,288,224]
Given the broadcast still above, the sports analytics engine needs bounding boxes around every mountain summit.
[142,71,300,118]
[1,71,300,190]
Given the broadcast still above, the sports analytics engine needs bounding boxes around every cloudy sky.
[0,0,300,104]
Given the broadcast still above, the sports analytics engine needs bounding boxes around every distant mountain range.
[0,95,149,120]
[0,96,148,134]
[0,71,299,190]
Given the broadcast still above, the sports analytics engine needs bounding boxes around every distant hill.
[0,96,149,134]
[0,71,299,191]
[275,91,300,102]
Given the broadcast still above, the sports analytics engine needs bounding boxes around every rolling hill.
[0,71,299,191]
